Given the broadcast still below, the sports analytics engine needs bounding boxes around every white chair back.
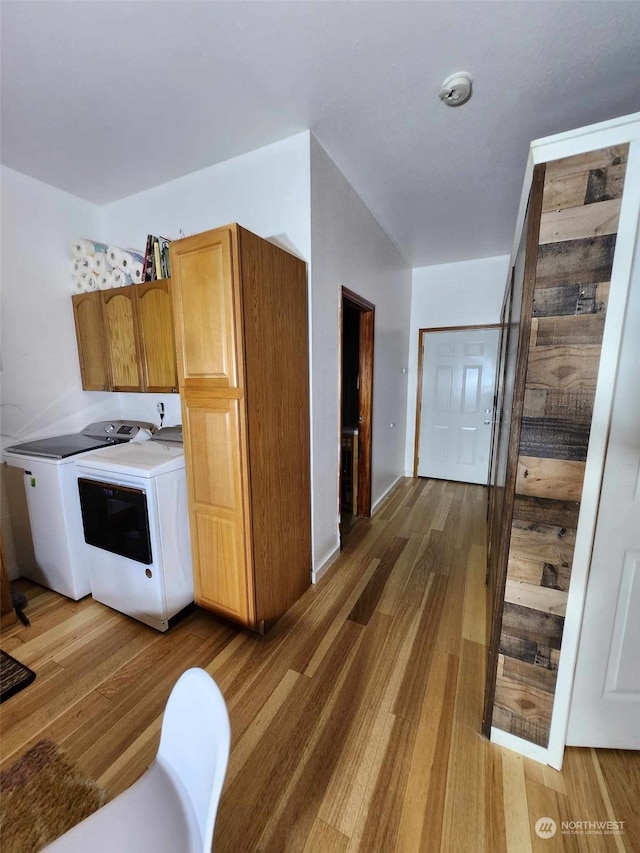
[41,668,230,853]
[157,668,231,850]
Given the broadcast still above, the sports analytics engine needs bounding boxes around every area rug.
[0,650,36,703]
[0,740,107,853]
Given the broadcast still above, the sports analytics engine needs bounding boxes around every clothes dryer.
[75,427,193,631]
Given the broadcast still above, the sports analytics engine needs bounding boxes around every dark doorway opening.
[340,288,374,546]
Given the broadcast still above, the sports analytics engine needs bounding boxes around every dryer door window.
[78,478,152,564]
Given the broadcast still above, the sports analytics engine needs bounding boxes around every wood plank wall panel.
[483,165,546,738]
[492,143,629,747]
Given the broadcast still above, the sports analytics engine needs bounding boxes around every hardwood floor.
[1,477,638,852]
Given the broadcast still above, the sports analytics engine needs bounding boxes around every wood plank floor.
[1,478,638,852]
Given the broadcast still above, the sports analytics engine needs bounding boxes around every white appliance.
[3,421,155,600]
[75,426,193,632]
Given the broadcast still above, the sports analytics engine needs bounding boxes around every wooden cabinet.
[72,280,178,393]
[137,279,179,392]
[1,531,17,629]
[102,288,144,391]
[171,224,311,632]
[72,291,111,390]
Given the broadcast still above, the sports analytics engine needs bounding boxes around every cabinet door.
[171,228,240,391]
[136,279,178,392]
[72,291,111,390]
[183,400,255,626]
[102,289,143,392]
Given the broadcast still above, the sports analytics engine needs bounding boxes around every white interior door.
[566,274,640,749]
[417,328,499,485]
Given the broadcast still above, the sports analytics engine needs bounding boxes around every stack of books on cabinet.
[143,235,172,280]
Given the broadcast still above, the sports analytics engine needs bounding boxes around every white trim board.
[311,543,340,585]
[531,111,640,161]
[313,474,404,584]
[490,727,549,767]
[371,475,404,514]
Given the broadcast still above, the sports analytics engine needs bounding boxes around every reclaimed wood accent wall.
[483,168,545,740]
[492,144,629,747]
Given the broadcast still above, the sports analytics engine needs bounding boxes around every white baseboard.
[311,544,341,584]
[311,475,406,585]
[490,726,549,766]
[371,475,404,514]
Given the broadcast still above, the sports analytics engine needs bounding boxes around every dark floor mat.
[0,650,36,703]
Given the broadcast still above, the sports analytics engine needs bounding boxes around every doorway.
[340,288,374,544]
[414,325,500,485]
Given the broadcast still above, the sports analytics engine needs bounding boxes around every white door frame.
[413,324,501,480]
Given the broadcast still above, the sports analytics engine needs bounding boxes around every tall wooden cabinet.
[72,280,178,393]
[170,224,311,632]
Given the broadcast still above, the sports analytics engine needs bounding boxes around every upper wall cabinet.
[137,279,179,392]
[71,291,111,391]
[72,279,178,393]
[102,288,144,392]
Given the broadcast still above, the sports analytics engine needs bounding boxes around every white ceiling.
[2,1,639,267]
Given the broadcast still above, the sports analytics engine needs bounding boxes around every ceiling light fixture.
[439,72,473,107]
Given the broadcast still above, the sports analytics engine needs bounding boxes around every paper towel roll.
[107,246,123,268]
[98,271,114,290]
[93,252,112,274]
[129,261,144,283]
[112,269,132,287]
[84,274,99,292]
[73,257,91,275]
[72,239,108,258]
[118,250,144,271]
[73,274,87,293]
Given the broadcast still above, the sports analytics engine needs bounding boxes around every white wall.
[404,254,510,474]
[0,165,115,448]
[100,132,311,260]
[0,167,180,443]
[100,132,312,431]
[0,166,114,579]
[310,137,412,573]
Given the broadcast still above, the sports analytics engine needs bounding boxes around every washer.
[75,426,193,632]
[3,421,155,599]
